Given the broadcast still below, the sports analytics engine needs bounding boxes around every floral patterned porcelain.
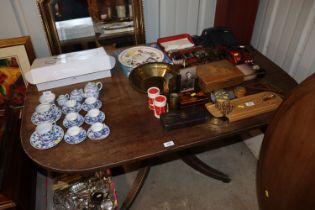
[118,46,164,68]
[87,123,110,140]
[84,109,105,125]
[31,104,62,125]
[70,89,85,102]
[84,81,102,97]
[64,126,87,144]
[30,125,64,150]
[81,98,102,112]
[63,113,84,128]
[62,100,82,114]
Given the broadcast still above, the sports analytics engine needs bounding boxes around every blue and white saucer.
[30,125,64,150]
[31,107,62,125]
[63,114,84,128]
[84,111,105,125]
[81,100,102,112]
[64,129,87,144]
[61,102,82,114]
[87,124,110,140]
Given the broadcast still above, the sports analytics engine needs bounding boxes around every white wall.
[0,0,51,58]
[247,0,315,158]
[143,0,216,43]
[251,0,315,83]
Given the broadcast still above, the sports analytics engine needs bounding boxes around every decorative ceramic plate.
[87,124,110,140]
[30,125,64,150]
[31,107,62,125]
[64,129,87,144]
[118,46,164,68]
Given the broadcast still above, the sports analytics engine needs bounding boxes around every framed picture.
[0,36,35,115]
[179,66,197,92]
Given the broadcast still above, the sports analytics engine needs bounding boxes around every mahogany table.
[20,49,297,210]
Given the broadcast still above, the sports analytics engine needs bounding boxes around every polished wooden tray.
[205,91,283,122]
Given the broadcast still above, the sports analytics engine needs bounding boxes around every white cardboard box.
[25,48,116,91]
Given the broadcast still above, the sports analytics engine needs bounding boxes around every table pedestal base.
[120,165,150,210]
[180,152,231,183]
[120,151,230,209]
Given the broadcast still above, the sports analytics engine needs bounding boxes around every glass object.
[215,98,233,119]
[53,171,117,210]
[116,0,126,19]
[210,90,233,125]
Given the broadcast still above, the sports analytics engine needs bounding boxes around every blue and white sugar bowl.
[84,81,102,98]
[57,93,70,107]
[84,108,105,125]
[63,112,84,128]
[30,121,64,150]
[39,91,56,104]
[64,126,86,144]
[81,96,102,111]
[87,122,110,140]
[62,99,81,114]
[70,89,84,102]
[31,103,62,125]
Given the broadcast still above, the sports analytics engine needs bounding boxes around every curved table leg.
[120,165,150,210]
[179,151,231,183]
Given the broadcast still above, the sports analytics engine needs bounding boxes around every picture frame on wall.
[0,36,35,115]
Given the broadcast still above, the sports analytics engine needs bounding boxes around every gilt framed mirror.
[36,0,145,55]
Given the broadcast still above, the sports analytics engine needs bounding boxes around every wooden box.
[197,60,243,92]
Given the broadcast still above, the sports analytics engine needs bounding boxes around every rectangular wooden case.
[197,60,243,92]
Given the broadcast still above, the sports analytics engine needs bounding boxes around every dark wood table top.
[20,49,297,173]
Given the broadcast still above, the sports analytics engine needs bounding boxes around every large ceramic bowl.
[128,62,179,93]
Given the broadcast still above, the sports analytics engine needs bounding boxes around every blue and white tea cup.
[62,99,81,114]
[88,122,110,140]
[57,94,69,107]
[39,91,56,104]
[82,97,102,111]
[64,126,86,144]
[63,112,84,128]
[84,108,105,125]
[70,89,84,102]
[32,103,61,125]
[35,121,55,141]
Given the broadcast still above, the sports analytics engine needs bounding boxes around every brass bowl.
[129,62,178,93]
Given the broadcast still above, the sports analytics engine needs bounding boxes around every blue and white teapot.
[84,81,103,98]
